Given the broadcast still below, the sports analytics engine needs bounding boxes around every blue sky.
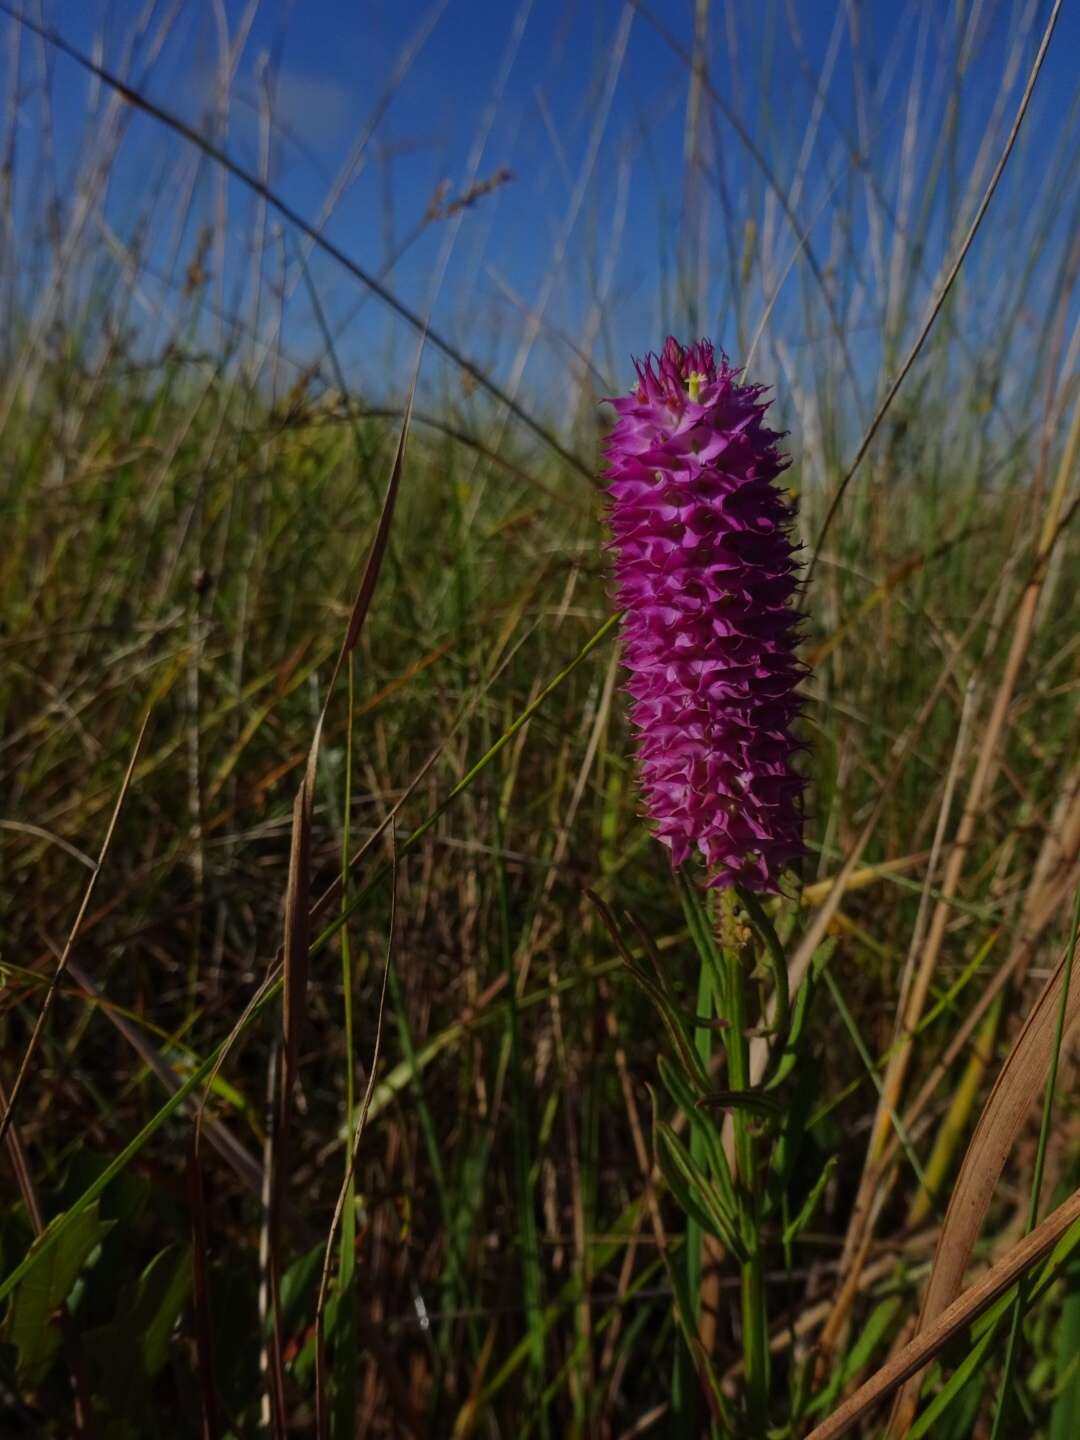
[7,2,1079,417]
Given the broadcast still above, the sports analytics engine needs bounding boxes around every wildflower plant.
[601,338,812,1434]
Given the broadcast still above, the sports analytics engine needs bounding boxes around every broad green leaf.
[2,1202,113,1391]
[1050,1276,1080,1440]
[275,1241,325,1340]
[85,1244,192,1396]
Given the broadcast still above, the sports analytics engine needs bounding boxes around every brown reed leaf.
[804,1184,1080,1440]
[886,927,1080,1433]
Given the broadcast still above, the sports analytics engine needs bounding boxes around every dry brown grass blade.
[274,346,416,1158]
[798,852,931,908]
[0,1078,43,1236]
[0,708,150,1154]
[804,1184,1080,1440]
[336,386,416,673]
[281,778,314,1074]
[452,1320,500,1440]
[887,926,1080,1433]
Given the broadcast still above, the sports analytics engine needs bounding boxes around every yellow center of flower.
[686,370,706,402]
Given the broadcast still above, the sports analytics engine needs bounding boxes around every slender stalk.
[332,652,358,1439]
[717,890,769,1433]
[673,947,713,1432]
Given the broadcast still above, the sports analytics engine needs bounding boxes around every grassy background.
[1,2,1079,1436]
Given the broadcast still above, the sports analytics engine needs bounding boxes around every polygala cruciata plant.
[602,337,809,1434]
[604,335,805,893]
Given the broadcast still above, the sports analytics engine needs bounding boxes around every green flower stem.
[673,950,713,1431]
[718,891,769,1434]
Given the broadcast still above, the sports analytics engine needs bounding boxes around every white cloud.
[271,64,352,146]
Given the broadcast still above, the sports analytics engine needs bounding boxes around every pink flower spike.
[605,337,805,893]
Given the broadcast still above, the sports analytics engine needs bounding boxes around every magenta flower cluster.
[604,337,805,892]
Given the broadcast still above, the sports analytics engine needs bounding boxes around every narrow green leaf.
[657,1054,738,1218]
[657,1121,746,1262]
[765,940,830,1090]
[908,1318,1002,1438]
[646,1094,734,1432]
[676,869,728,1011]
[838,1294,904,1387]
[623,960,710,1091]
[782,1157,838,1247]
[699,1087,784,1120]
[809,1295,903,1419]
[737,885,789,1041]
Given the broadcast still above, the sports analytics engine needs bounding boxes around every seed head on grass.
[604,336,805,893]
